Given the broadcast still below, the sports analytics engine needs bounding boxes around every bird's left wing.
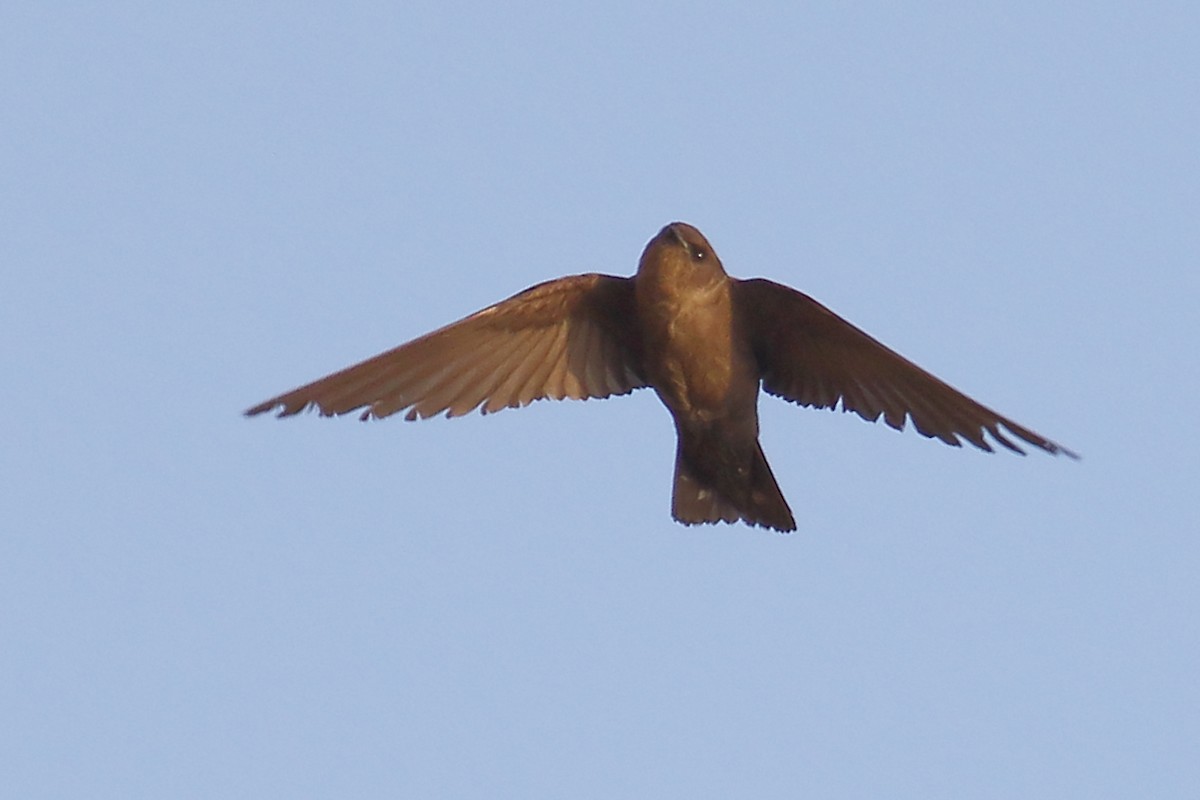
[733,278,1077,457]
[246,274,646,420]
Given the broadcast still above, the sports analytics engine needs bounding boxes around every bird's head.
[637,222,728,284]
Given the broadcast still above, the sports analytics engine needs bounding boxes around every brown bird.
[247,222,1076,532]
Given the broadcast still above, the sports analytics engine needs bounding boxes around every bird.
[247,222,1076,532]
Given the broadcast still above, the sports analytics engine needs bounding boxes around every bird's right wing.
[246,274,646,421]
[733,278,1077,458]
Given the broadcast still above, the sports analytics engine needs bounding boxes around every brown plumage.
[248,222,1077,532]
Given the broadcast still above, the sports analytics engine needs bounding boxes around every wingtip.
[244,399,305,418]
[244,401,274,417]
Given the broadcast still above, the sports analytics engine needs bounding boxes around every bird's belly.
[649,304,753,420]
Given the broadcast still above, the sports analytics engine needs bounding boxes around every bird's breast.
[636,281,754,419]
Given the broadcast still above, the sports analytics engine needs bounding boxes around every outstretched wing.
[247,274,646,421]
[733,278,1077,458]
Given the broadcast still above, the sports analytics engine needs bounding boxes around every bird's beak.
[664,223,691,254]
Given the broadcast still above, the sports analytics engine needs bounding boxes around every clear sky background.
[3,3,1197,798]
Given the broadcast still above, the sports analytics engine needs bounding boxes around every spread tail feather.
[671,439,796,532]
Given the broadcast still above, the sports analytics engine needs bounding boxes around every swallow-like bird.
[247,222,1076,531]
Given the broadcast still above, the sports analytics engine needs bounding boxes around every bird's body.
[633,225,793,529]
[636,228,744,418]
[248,222,1076,531]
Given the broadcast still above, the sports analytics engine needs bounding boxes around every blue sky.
[3,3,1197,797]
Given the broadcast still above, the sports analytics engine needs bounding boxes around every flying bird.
[247,222,1076,531]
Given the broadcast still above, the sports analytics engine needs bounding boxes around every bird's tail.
[671,435,796,533]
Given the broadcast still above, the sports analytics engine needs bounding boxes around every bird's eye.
[693,247,707,261]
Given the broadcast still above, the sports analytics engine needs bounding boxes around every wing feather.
[733,279,1077,458]
[247,274,646,421]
